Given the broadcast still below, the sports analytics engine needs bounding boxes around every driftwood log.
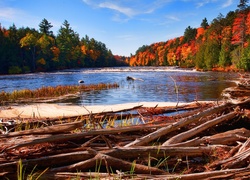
[0,74,249,179]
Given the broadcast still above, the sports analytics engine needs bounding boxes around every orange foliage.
[51,46,60,61]
[127,10,250,68]
[246,11,250,35]
[196,27,204,39]
[232,12,247,44]
[81,45,87,55]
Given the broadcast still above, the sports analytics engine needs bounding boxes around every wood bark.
[0,121,84,138]
[162,111,238,146]
[125,102,231,147]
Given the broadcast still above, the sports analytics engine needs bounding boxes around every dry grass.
[0,83,119,103]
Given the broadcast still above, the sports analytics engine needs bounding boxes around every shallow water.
[0,67,239,105]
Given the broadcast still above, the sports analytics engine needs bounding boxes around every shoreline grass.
[0,83,119,103]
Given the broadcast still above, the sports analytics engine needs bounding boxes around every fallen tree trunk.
[162,111,238,146]
[50,152,167,175]
[0,121,84,138]
[156,166,250,180]
[163,128,250,147]
[210,138,250,170]
[103,146,214,159]
[125,102,231,147]
[0,150,93,173]
[4,124,167,151]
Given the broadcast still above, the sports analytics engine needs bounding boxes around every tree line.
[1,1,249,74]
[127,1,250,71]
[0,19,127,74]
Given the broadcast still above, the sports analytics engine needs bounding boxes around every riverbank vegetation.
[127,2,250,71]
[0,83,119,104]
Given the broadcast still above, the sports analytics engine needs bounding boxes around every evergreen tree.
[39,18,53,36]
[56,20,80,68]
[238,0,249,10]
[201,18,209,29]
[204,39,220,70]
[183,26,197,43]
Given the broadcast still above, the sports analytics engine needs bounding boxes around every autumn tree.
[232,2,249,69]
[20,30,39,72]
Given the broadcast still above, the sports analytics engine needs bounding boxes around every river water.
[0,67,239,105]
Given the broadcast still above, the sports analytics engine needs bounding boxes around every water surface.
[0,67,238,105]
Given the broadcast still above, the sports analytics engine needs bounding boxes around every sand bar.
[0,102,187,119]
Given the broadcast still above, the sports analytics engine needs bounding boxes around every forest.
[0,1,250,74]
[0,19,127,75]
[127,2,250,71]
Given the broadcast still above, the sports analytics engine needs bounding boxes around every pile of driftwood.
[0,74,250,179]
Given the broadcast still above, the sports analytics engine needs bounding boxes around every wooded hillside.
[0,20,127,75]
[127,5,250,71]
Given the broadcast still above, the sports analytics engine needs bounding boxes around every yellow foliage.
[37,58,46,65]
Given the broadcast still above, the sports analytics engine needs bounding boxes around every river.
[0,67,239,105]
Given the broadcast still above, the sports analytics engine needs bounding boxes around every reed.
[0,83,119,103]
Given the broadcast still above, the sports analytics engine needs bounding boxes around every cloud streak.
[0,7,21,21]
[221,0,233,8]
[82,0,173,20]
[99,2,136,17]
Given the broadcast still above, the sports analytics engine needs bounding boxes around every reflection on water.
[0,67,239,105]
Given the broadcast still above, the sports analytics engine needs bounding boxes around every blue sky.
[0,0,239,56]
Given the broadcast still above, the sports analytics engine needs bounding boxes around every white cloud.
[221,0,233,8]
[99,2,136,17]
[166,15,180,21]
[116,34,135,41]
[0,6,60,32]
[0,7,21,21]
[196,0,210,8]
[82,0,173,20]
[0,6,40,28]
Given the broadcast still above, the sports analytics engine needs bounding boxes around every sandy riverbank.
[0,102,190,119]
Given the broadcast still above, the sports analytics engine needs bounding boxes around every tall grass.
[0,83,119,103]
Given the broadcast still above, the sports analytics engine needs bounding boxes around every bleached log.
[103,146,214,159]
[210,138,250,169]
[50,152,167,175]
[125,102,231,147]
[0,150,93,173]
[4,124,166,151]
[155,166,250,180]
[166,128,250,147]
[162,111,238,146]
[0,121,84,138]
